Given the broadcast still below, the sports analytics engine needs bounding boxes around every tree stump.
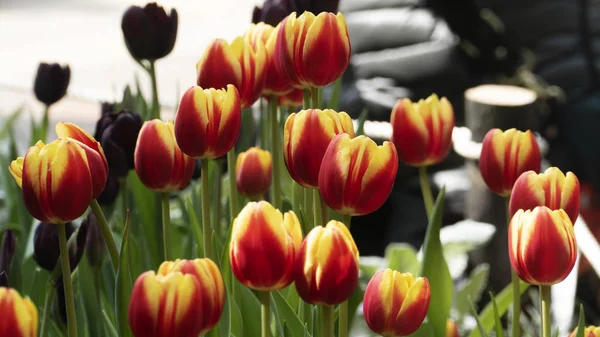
[463,84,538,292]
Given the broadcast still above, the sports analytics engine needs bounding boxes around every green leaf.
[102,310,119,337]
[455,264,490,320]
[420,187,452,337]
[575,304,585,337]
[79,259,103,337]
[272,290,310,337]
[356,108,368,136]
[239,287,261,337]
[0,104,23,139]
[470,300,488,337]
[115,212,132,337]
[185,198,204,257]
[490,292,505,337]
[385,243,420,275]
[408,320,435,337]
[328,78,342,111]
[359,256,387,279]
[468,280,530,337]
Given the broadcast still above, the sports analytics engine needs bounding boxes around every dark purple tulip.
[0,272,7,288]
[294,0,339,14]
[121,2,178,61]
[33,222,75,271]
[95,109,143,177]
[97,174,121,205]
[252,0,339,25]
[34,63,70,106]
[0,230,16,284]
[84,212,106,268]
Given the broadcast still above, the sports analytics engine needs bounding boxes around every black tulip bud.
[97,174,121,205]
[84,212,106,268]
[95,109,143,177]
[294,0,339,14]
[192,160,202,181]
[0,230,16,281]
[69,221,88,271]
[33,222,75,271]
[34,63,70,106]
[121,2,178,61]
[253,0,295,26]
[0,272,7,288]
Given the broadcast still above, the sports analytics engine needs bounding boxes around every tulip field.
[0,2,597,337]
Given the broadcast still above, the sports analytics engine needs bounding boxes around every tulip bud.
[83,212,106,268]
[55,122,109,200]
[96,174,120,205]
[236,147,272,198]
[11,125,108,223]
[479,128,541,197]
[363,269,430,337]
[121,3,178,61]
[0,230,16,282]
[94,109,143,177]
[34,222,74,271]
[196,37,266,108]
[0,287,38,337]
[319,134,398,216]
[34,62,70,106]
[275,11,351,88]
[509,167,580,223]
[129,271,205,337]
[509,207,577,285]
[174,85,242,160]
[134,119,195,192]
[278,89,304,108]
[0,272,7,288]
[252,0,294,26]
[231,201,302,290]
[390,94,455,166]
[157,259,225,334]
[294,220,359,305]
[569,326,600,337]
[283,109,355,188]
[446,320,460,337]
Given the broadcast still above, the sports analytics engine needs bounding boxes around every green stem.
[260,291,271,337]
[201,159,213,259]
[311,87,320,109]
[270,97,282,209]
[161,192,172,260]
[57,223,77,337]
[90,200,119,271]
[119,176,128,223]
[313,189,322,227]
[41,105,50,143]
[322,305,334,337]
[343,214,352,229]
[507,197,521,337]
[303,90,311,110]
[40,282,56,337]
[292,181,299,212]
[337,210,350,337]
[540,285,551,337]
[227,149,239,218]
[418,166,434,219]
[149,61,160,120]
[320,192,328,225]
[261,98,270,150]
[305,188,314,227]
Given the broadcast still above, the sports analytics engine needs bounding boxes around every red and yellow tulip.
[479,128,541,197]
[9,123,108,223]
[236,147,272,198]
[319,134,398,216]
[508,206,577,285]
[129,271,204,337]
[244,22,293,97]
[230,201,302,290]
[196,37,266,108]
[390,94,455,167]
[174,85,242,159]
[568,326,600,337]
[294,220,359,305]
[362,269,430,337]
[509,167,580,223]
[156,259,225,335]
[134,119,195,192]
[274,11,351,89]
[0,287,38,337]
[283,109,355,188]
[278,89,304,108]
[446,320,460,337]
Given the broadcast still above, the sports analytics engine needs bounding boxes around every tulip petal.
[9,157,24,188]
[196,39,242,91]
